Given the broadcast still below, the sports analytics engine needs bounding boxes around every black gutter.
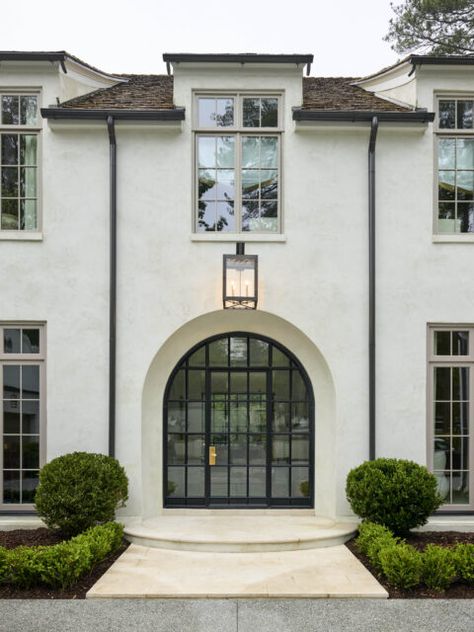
[368,117,378,461]
[41,108,185,121]
[411,54,474,66]
[293,109,435,123]
[106,116,117,458]
[0,51,67,73]
[163,53,313,64]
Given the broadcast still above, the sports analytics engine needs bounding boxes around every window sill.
[191,233,287,243]
[0,232,43,241]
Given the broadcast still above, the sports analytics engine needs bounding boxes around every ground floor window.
[164,333,314,508]
[1,324,44,507]
[428,325,473,510]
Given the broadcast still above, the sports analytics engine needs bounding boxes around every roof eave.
[410,55,474,67]
[41,107,185,121]
[292,108,434,123]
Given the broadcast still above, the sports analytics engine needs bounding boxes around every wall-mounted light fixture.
[223,243,258,309]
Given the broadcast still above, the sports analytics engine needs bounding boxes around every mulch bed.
[0,528,129,599]
[346,530,474,599]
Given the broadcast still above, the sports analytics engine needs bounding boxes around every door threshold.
[160,508,316,516]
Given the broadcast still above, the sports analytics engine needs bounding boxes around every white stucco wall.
[3,59,474,519]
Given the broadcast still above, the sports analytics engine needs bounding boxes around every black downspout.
[368,116,378,461]
[107,116,117,458]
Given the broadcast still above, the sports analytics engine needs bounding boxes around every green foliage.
[35,452,128,537]
[422,544,457,590]
[299,480,310,498]
[1,522,123,589]
[346,458,442,534]
[452,543,474,584]
[356,521,399,570]
[379,543,424,589]
[385,0,474,55]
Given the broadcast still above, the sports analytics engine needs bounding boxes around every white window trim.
[0,322,46,510]
[434,94,474,239]
[193,91,284,238]
[427,324,474,512]
[0,89,42,237]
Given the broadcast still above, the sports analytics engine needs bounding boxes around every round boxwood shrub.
[35,452,128,537]
[346,458,442,534]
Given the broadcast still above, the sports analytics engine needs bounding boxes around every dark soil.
[346,530,474,599]
[0,528,129,599]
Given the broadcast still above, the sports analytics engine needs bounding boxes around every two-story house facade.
[1,51,473,527]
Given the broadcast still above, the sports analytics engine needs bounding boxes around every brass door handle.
[209,446,216,466]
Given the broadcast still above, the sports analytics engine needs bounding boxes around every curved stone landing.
[123,515,357,552]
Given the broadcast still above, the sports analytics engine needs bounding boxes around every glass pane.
[187,435,205,464]
[434,438,449,470]
[2,96,19,125]
[260,137,278,168]
[435,367,450,400]
[1,199,18,229]
[272,435,289,463]
[438,138,455,169]
[21,329,40,353]
[169,370,185,400]
[272,347,290,367]
[458,203,474,233]
[261,99,278,127]
[215,99,234,127]
[249,372,266,398]
[230,434,247,464]
[439,100,455,129]
[292,371,307,401]
[1,134,18,165]
[211,467,228,496]
[22,400,40,434]
[261,172,278,200]
[199,170,216,200]
[292,402,310,432]
[452,472,469,504]
[291,467,310,497]
[249,467,266,496]
[457,171,474,200]
[434,401,450,435]
[249,434,266,464]
[216,137,235,168]
[20,97,37,125]
[292,436,309,464]
[242,137,260,168]
[167,467,185,496]
[452,437,469,469]
[212,435,228,464]
[3,400,20,433]
[211,371,228,398]
[272,402,290,431]
[249,401,266,431]
[189,346,206,366]
[435,331,451,355]
[22,436,39,469]
[3,471,20,503]
[2,166,18,196]
[243,98,260,127]
[198,99,215,127]
[272,370,290,400]
[438,171,455,200]
[22,471,39,503]
[230,372,246,398]
[211,401,227,433]
[3,365,20,399]
[188,370,205,401]
[168,434,186,464]
[187,467,205,497]
[230,402,247,432]
[4,435,20,468]
[20,167,36,197]
[452,367,469,401]
[272,467,289,496]
[216,169,235,200]
[167,402,185,432]
[457,100,473,129]
[452,331,469,355]
[209,339,228,366]
[457,138,474,169]
[22,366,39,399]
[4,328,21,353]
[230,337,247,366]
[198,136,216,168]
[230,466,247,496]
[249,338,268,366]
[188,401,205,432]
[453,401,469,435]
[20,135,37,165]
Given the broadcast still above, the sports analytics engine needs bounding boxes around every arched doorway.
[163,332,314,507]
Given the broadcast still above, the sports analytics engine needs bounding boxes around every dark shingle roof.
[60,75,175,110]
[302,77,411,112]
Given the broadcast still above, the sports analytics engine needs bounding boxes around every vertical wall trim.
[368,116,378,461]
[107,116,117,458]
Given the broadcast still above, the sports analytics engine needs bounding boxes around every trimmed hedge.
[346,458,442,534]
[356,521,473,592]
[35,452,128,537]
[0,522,123,589]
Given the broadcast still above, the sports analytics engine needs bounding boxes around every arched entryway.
[163,332,314,508]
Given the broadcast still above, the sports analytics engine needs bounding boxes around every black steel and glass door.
[164,333,314,507]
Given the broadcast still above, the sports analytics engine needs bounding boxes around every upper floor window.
[195,94,281,233]
[436,97,474,234]
[0,94,39,232]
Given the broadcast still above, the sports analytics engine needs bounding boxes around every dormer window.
[194,93,281,233]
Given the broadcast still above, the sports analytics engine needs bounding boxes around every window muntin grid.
[195,94,281,234]
[0,94,39,232]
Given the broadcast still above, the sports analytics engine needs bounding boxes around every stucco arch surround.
[142,310,337,518]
